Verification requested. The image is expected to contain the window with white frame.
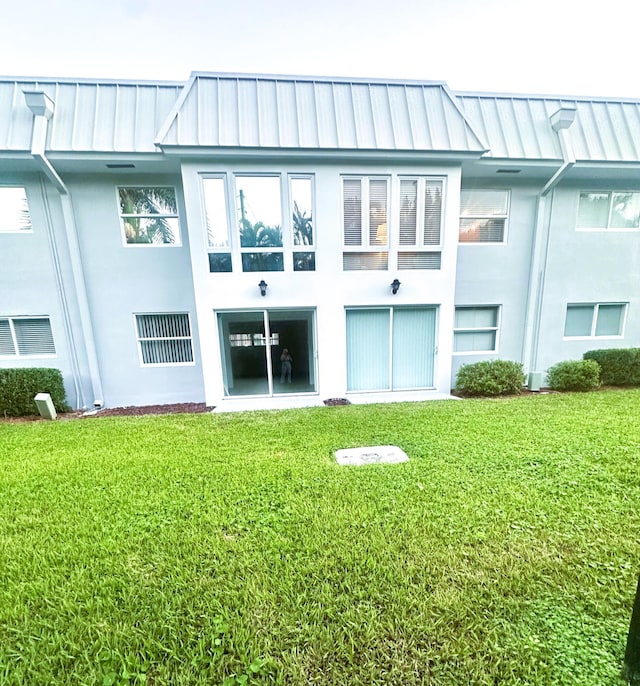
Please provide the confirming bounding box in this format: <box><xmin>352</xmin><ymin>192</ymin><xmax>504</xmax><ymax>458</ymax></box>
<box><xmin>397</xmin><ymin>177</ymin><xmax>443</xmax><ymax>269</ymax></box>
<box><xmin>564</xmin><ymin>303</ymin><xmax>626</xmax><ymax>338</ymax></box>
<box><xmin>577</xmin><ymin>192</ymin><xmax>640</xmax><ymax>230</ymax></box>
<box><xmin>203</xmin><ymin>177</ymin><xmax>232</xmax><ymax>272</ymax></box>
<box><xmin>236</xmin><ymin>175</ymin><xmax>284</xmax><ymax>272</ymax></box>
<box><xmin>135</xmin><ymin>313</ymin><xmax>194</xmax><ymax>365</ymax></box>
<box><xmin>343</xmin><ymin>176</ymin><xmax>389</xmax><ymax>270</ymax></box>
<box><xmin>118</xmin><ymin>187</ymin><xmax>180</xmax><ymax>245</ymax></box>
<box><xmin>290</xmin><ymin>176</ymin><xmax>315</xmax><ymax>271</ymax></box>
<box><xmin>459</xmin><ymin>190</ymin><xmax>509</xmax><ymax>243</ymax></box>
<box><xmin>0</xmin><ymin>187</ymin><xmax>32</xmax><ymax>232</ymax></box>
<box><xmin>454</xmin><ymin>306</ymin><xmax>500</xmax><ymax>353</ymax></box>
<box><xmin>0</xmin><ymin>317</ymin><xmax>55</xmax><ymax>356</ymax></box>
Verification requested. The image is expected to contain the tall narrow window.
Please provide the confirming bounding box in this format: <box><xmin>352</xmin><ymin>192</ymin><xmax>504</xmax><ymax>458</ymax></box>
<box><xmin>398</xmin><ymin>177</ymin><xmax>443</xmax><ymax>269</ymax></box>
<box><xmin>135</xmin><ymin>313</ymin><xmax>194</xmax><ymax>365</ymax></box>
<box><xmin>0</xmin><ymin>187</ymin><xmax>32</xmax><ymax>232</ymax></box>
<box><xmin>290</xmin><ymin>176</ymin><xmax>315</xmax><ymax>271</ymax></box>
<box><xmin>203</xmin><ymin>177</ymin><xmax>232</xmax><ymax>272</ymax></box>
<box><xmin>0</xmin><ymin>317</ymin><xmax>55</xmax><ymax>356</ymax></box>
<box><xmin>342</xmin><ymin>176</ymin><xmax>389</xmax><ymax>270</ymax></box>
<box><xmin>236</xmin><ymin>176</ymin><xmax>284</xmax><ymax>272</ymax></box>
<box><xmin>459</xmin><ymin>190</ymin><xmax>509</xmax><ymax>243</ymax></box>
<box><xmin>118</xmin><ymin>187</ymin><xmax>180</xmax><ymax>245</ymax></box>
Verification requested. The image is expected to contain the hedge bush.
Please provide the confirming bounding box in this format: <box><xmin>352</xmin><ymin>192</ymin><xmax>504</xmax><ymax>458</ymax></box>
<box><xmin>547</xmin><ymin>359</ymin><xmax>601</xmax><ymax>392</ymax></box>
<box><xmin>0</xmin><ymin>368</ymin><xmax>70</xmax><ymax>417</ymax></box>
<box><xmin>583</xmin><ymin>348</ymin><xmax>640</xmax><ymax>386</ymax></box>
<box><xmin>455</xmin><ymin>360</ymin><xmax>526</xmax><ymax>397</ymax></box>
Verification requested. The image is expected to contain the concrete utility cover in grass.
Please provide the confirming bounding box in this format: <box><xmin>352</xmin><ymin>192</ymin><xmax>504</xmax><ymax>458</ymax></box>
<box><xmin>334</xmin><ymin>445</ymin><xmax>409</xmax><ymax>466</ymax></box>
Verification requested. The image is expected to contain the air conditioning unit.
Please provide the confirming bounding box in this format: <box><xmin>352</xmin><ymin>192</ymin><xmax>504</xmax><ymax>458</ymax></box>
<box><xmin>528</xmin><ymin>372</ymin><xmax>544</xmax><ymax>392</ymax></box>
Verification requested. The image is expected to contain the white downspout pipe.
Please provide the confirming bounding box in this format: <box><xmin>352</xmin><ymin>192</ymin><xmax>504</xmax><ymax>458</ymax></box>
<box><xmin>24</xmin><ymin>90</ymin><xmax>104</xmax><ymax>408</ymax></box>
<box><xmin>522</xmin><ymin>106</ymin><xmax>577</xmax><ymax>375</ymax></box>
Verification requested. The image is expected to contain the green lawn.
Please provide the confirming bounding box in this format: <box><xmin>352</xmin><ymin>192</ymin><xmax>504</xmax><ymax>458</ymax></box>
<box><xmin>1</xmin><ymin>391</ymin><xmax>640</xmax><ymax>685</ymax></box>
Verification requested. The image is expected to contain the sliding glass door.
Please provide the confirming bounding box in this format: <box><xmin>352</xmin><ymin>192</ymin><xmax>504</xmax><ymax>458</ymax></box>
<box><xmin>218</xmin><ymin>309</ymin><xmax>316</xmax><ymax>397</ymax></box>
<box><xmin>346</xmin><ymin>307</ymin><xmax>436</xmax><ymax>392</ymax></box>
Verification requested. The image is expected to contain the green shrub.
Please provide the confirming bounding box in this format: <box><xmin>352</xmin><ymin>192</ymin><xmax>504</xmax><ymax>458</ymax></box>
<box><xmin>0</xmin><ymin>368</ymin><xmax>70</xmax><ymax>417</ymax></box>
<box><xmin>547</xmin><ymin>359</ymin><xmax>601</xmax><ymax>392</ymax></box>
<box><xmin>455</xmin><ymin>360</ymin><xmax>526</xmax><ymax>397</ymax></box>
<box><xmin>583</xmin><ymin>348</ymin><xmax>640</xmax><ymax>386</ymax></box>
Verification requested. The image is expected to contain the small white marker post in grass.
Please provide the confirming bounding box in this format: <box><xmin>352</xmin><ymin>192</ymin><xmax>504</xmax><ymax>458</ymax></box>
<box><xmin>34</xmin><ymin>393</ymin><xmax>57</xmax><ymax>420</ymax></box>
<box><xmin>334</xmin><ymin>445</ymin><xmax>408</xmax><ymax>466</ymax></box>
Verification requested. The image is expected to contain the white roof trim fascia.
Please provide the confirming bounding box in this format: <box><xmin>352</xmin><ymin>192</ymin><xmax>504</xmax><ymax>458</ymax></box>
<box><xmin>0</xmin><ymin>75</ymin><xmax>185</xmax><ymax>87</ymax></box>
<box><xmin>455</xmin><ymin>89</ymin><xmax>640</xmax><ymax>104</ymax></box>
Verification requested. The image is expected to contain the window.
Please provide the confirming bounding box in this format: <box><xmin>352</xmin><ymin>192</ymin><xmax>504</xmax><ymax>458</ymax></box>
<box><xmin>0</xmin><ymin>317</ymin><xmax>55</xmax><ymax>356</ymax></box>
<box><xmin>203</xmin><ymin>177</ymin><xmax>232</xmax><ymax>272</ymax></box>
<box><xmin>577</xmin><ymin>192</ymin><xmax>640</xmax><ymax>230</ymax></box>
<box><xmin>459</xmin><ymin>190</ymin><xmax>509</xmax><ymax>243</ymax></box>
<box><xmin>343</xmin><ymin>176</ymin><xmax>389</xmax><ymax>270</ymax></box>
<box><xmin>398</xmin><ymin>177</ymin><xmax>443</xmax><ymax>269</ymax></box>
<box><xmin>454</xmin><ymin>307</ymin><xmax>500</xmax><ymax>353</ymax></box>
<box><xmin>290</xmin><ymin>176</ymin><xmax>315</xmax><ymax>271</ymax></box>
<box><xmin>346</xmin><ymin>307</ymin><xmax>436</xmax><ymax>391</ymax></box>
<box><xmin>118</xmin><ymin>187</ymin><xmax>180</xmax><ymax>245</ymax></box>
<box><xmin>564</xmin><ymin>303</ymin><xmax>626</xmax><ymax>338</ymax></box>
<box><xmin>135</xmin><ymin>314</ymin><xmax>194</xmax><ymax>365</ymax></box>
<box><xmin>0</xmin><ymin>187</ymin><xmax>32</xmax><ymax>232</ymax></box>
<box><xmin>236</xmin><ymin>176</ymin><xmax>284</xmax><ymax>272</ymax></box>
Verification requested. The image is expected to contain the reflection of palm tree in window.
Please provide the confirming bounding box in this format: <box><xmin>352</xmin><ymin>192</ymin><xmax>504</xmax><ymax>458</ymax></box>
<box><xmin>292</xmin><ymin>201</ymin><xmax>313</xmax><ymax>245</ymax></box>
<box><xmin>119</xmin><ymin>187</ymin><xmax>177</xmax><ymax>244</ymax></box>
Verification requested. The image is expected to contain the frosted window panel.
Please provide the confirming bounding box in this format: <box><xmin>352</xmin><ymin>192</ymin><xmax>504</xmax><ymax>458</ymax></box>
<box><xmin>595</xmin><ymin>305</ymin><xmax>624</xmax><ymax>336</ymax></box>
<box><xmin>577</xmin><ymin>193</ymin><xmax>609</xmax><ymax>228</ymax></box>
<box><xmin>564</xmin><ymin>306</ymin><xmax>594</xmax><ymax>336</ymax></box>
<box><xmin>610</xmin><ymin>193</ymin><xmax>640</xmax><ymax>229</ymax></box>
<box><xmin>454</xmin><ymin>331</ymin><xmax>496</xmax><ymax>353</ymax></box>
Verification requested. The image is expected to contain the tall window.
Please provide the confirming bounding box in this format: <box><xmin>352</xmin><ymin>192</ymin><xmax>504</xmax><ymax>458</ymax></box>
<box><xmin>135</xmin><ymin>313</ymin><xmax>194</xmax><ymax>365</ymax></box>
<box><xmin>454</xmin><ymin>307</ymin><xmax>500</xmax><ymax>353</ymax></box>
<box><xmin>459</xmin><ymin>190</ymin><xmax>509</xmax><ymax>243</ymax></box>
<box><xmin>577</xmin><ymin>192</ymin><xmax>640</xmax><ymax>230</ymax></box>
<box><xmin>0</xmin><ymin>187</ymin><xmax>32</xmax><ymax>233</ymax></box>
<box><xmin>236</xmin><ymin>176</ymin><xmax>284</xmax><ymax>272</ymax></box>
<box><xmin>118</xmin><ymin>187</ymin><xmax>180</xmax><ymax>245</ymax></box>
<box><xmin>0</xmin><ymin>317</ymin><xmax>55</xmax><ymax>356</ymax></box>
<box><xmin>564</xmin><ymin>303</ymin><xmax>626</xmax><ymax>338</ymax></box>
<box><xmin>398</xmin><ymin>177</ymin><xmax>443</xmax><ymax>269</ymax></box>
<box><xmin>346</xmin><ymin>307</ymin><xmax>436</xmax><ymax>391</ymax></box>
<box><xmin>343</xmin><ymin>176</ymin><xmax>389</xmax><ymax>270</ymax></box>
<box><xmin>203</xmin><ymin>177</ymin><xmax>232</xmax><ymax>272</ymax></box>
<box><xmin>290</xmin><ymin>176</ymin><xmax>315</xmax><ymax>271</ymax></box>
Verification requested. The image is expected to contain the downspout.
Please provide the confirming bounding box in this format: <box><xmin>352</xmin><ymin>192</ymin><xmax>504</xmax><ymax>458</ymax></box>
<box><xmin>522</xmin><ymin>106</ymin><xmax>577</xmax><ymax>374</ymax></box>
<box><xmin>23</xmin><ymin>90</ymin><xmax>104</xmax><ymax>408</ymax></box>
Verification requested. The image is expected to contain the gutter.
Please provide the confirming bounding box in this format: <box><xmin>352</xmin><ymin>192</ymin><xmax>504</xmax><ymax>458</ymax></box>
<box><xmin>23</xmin><ymin>90</ymin><xmax>104</xmax><ymax>409</ymax></box>
<box><xmin>521</xmin><ymin>106</ymin><xmax>577</xmax><ymax>375</ymax></box>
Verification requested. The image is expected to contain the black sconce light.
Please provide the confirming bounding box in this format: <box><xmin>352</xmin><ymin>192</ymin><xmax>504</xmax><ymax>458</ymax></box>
<box><xmin>258</xmin><ymin>280</ymin><xmax>268</xmax><ymax>296</ymax></box>
<box><xmin>391</xmin><ymin>278</ymin><xmax>401</xmax><ymax>295</ymax></box>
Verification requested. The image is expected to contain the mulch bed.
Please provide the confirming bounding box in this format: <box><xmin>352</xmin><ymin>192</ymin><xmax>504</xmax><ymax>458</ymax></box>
<box><xmin>1</xmin><ymin>403</ymin><xmax>211</xmax><ymax>423</ymax></box>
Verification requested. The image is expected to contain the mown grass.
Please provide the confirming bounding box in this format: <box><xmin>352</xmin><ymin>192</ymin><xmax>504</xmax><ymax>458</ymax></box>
<box><xmin>1</xmin><ymin>390</ymin><xmax>640</xmax><ymax>685</ymax></box>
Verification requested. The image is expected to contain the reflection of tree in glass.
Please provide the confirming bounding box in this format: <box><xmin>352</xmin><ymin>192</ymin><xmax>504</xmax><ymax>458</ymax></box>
<box><xmin>239</xmin><ymin>218</ymin><xmax>282</xmax><ymax>248</ymax></box>
<box><xmin>292</xmin><ymin>201</ymin><xmax>313</xmax><ymax>245</ymax></box>
<box><xmin>18</xmin><ymin>197</ymin><xmax>32</xmax><ymax>231</ymax></box>
<box><xmin>119</xmin><ymin>187</ymin><xmax>177</xmax><ymax>244</ymax></box>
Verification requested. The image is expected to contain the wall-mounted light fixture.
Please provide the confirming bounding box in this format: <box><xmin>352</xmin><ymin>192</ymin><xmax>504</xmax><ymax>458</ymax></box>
<box><xmin>391</xmin><ymin>278</ymin><xmax>401</xmax><ymax>295</ymax></box>
<box><xmin>258</xmin><ymin>280</ymin><xmax>268</xmax><ymax>296</ymax></box>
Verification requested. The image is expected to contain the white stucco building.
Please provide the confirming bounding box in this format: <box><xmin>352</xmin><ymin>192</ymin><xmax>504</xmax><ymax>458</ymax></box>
<box><xmin>2</xmin><ymin>72</ymin><xmax>639</xmax><ymax>410</ymax></box>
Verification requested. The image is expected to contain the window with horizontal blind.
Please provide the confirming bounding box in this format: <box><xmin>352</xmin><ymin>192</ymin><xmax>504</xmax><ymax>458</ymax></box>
<box><xmin>564</xmin><ymin>303</ymin><xmax>626</xmax><ymax>337</ymax></box>
<box><xmin>118</xmin><ymin>187</ymin><xmax>180</xmax><ymax>245</ymax></box>
<box><xmin>135</xmin><ymin>313</ymin><xmax>194</xmax><ymax>365</ymax></box>
<box><xmin>0</xmin><ymin>187</ymin><xmax>32</xmax><ymax>232</ymax></box>
<box><xmin>459</xmin><ymin>190</ymin><xmax>509</xmax><ymax>243</ymax></box>
<box><xmin>453</xmin><ymin>306</ymin><xmax>500</xmax><ymax>353</ymax></box>
<box><xmin>397</xmin><ymin>177</ymin><xmax>443</xmax><ymax>269</ymax></box>
<box><xmin>343</xmin><ymin>176</ymin><xmax>389</xmax><ymax>270</ymax></box>
<box><xmin>0</xmin><ymin>317</ymin><xmax>55</xmax><ymax>356</ymax></box>
<box><xmin>577</xmin><ymin>192</ymin><xmax>640</xmax><ymax>230</ymax></box>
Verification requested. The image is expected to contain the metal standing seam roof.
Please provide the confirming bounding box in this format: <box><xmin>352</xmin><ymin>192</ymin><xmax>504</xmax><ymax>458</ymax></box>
<box><xmin>0</xmin><ymin>78</ymin><xmax>182</xmax><ymax>153</ymax></box>
<box><xmin>154</xmin><ymin>72</ymin><xmax>488</xmax><ymax>153</ymax></box>
<box><xmin>457</xmin><ymin>93</ymin><xmax>640</xmax><ymax>162</ymax></box>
